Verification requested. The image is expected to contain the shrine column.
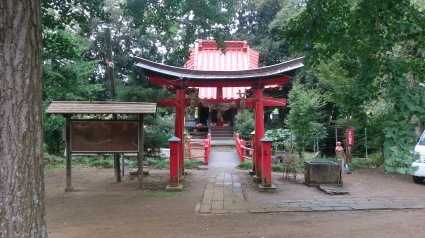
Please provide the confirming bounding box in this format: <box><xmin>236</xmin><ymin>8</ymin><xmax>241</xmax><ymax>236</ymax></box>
<box><xmin>253</xmin><ymin>88</ymin><xmax>265</xmax><ymax>180</ymax></box>
<box><xmin>175</xmin><ymin>88</ymin><xmax>186</xmax><ymax>176</ymax></box>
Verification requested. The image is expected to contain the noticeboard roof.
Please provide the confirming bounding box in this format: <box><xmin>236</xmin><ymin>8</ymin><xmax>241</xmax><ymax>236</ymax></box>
<box><xmin>45</xmin><ymin>101</ymin><xmax>157</xmax><ymax>115</ymax></box>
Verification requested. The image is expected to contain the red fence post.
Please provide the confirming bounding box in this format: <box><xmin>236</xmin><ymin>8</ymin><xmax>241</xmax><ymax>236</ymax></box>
<box><xmin>240</xmin><ymin>139</ymin><xmax>245</xmax><ymax>163</ymax></box>
<box><xmin>166</xmin><ymin>136</ymin><xmax>183</xmax><ymax>191</ymax></box>
<box><xmin>259</xmin><ymin>137</ymin><xmax>276</xmax><ymax>191</ymax></box>
<box><xmin>235</xmin><ymin>133</ymin><xmax>240</xmax><ymax>157</ymax></box>
<box><xmin>204</xmin><ymin>138</ymin><xmax>209</xmax><ymax>165</ymax></box>
<box><xmin>250</xmin><ymin>131</ymin><xmax>256</xmax><ymax>175</ymax></box>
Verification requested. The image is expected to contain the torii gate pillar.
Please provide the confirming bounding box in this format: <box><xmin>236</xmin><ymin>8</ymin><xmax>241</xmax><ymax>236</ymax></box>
<box><xmin>175</xmin><ymin>88</ymin><xmax>186</xmax><ymax>176</ymax></box>
<box><xmin>253</xmin><ymin>88</ymin><xmax>265</xmax><ymax>180</ymax></box>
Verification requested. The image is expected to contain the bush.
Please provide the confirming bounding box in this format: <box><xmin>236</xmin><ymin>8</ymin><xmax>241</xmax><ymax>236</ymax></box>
<box><xmin>89</xmin><ymin>160</ymin><xmax>114</xmax><ymax>168</ymax></box>
<box><xmin>235</xmin><ymin>111</ymin><xmax>255</xmax><ymax>140</ymax></box>
<box><xmin>265</xmin><ymin>128</ymin><xmax>294</xmax><ymax>151</ymax></box>
<box><xmin>349</xmin><ymin>154</ymin><xmax>384</xmax><ymax>170</ymax></box>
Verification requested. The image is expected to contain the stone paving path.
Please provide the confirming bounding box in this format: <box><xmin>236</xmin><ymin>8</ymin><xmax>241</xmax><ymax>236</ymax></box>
<box><xmin>199</xmin><ymin>151</ymin><xmax>425</xmax><ymax>214</ymax></box>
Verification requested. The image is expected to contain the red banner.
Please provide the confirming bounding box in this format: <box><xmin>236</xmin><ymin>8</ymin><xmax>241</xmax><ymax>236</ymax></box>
<box><xmin>346</xmin><ymin>129</ymin><xmax>355</xmax><ymax>146</ymax></box>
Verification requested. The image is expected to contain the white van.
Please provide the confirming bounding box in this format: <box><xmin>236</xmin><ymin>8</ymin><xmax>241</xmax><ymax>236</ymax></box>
<box><xmin>412</xmin><ymin>132</ymin><xmax>425</xmax><ymax>183</ymax></box>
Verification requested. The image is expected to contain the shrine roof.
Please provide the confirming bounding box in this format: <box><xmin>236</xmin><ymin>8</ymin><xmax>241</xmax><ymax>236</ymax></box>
<box><xmin>45</xmin><ymin>101</ymin><xmax>157</xmax><ymax>115</ymax></box>
<box><xmin>134</xmin><ymin>56</ymin><xmax>304</xmax><ymax>87</ymax></box>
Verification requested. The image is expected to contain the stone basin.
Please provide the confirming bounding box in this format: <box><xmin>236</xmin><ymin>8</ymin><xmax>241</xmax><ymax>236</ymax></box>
<box><xmin>304</xmin><ymin>161</ymin><xmax>341</xmax><ymax>186</ymax></box>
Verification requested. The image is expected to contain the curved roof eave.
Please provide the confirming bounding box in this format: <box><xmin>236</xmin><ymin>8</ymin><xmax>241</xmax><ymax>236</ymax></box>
<box><xmin>134</xmin><ymin>56</ymin><xmax>304</xmax><ymax>84</ymax></box>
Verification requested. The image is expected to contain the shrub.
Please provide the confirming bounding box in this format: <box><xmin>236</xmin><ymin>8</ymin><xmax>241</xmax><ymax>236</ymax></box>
<box><xmin>235</xmin><ymin>111</ymin><xmax>255</xmax><ymax>140</ymax></box>
<box><xmin>265</xmin><ymin>128</ymin><xmax>294</xmax><ymax>151</ymax></box>
<box><xmin>89</xmin><ymin>160</ymin><xmax>114</xmax><ymax>168</ymax></box>
<box><xmin>349</xmin><ymin>154</ymin><xmax>384</xmax><ymax>170</ymax></box>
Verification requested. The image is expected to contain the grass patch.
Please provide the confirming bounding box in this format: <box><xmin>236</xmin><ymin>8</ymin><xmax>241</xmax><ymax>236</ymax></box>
<box><xmin>44</xmin><ymin>153</ymin><xmax>66</xmax><ymax>169</ymax></box>
<box><xmin>147</xmin><ymin>158</ymin><xmax>169</xmax><ymax>169</ymax></box>
<box><xmin>145</xmin><ymin>191</ymin><xmax>182</xmax><ymax>198</ymax></box>
<box><xmin>89</xmin><ymin>160</ymin><xmax>114</xmax><ymax>168</ymax></box>
<box><xmin>236</xmin><ymin>161</ymin><xmax>253</xmax><ymax>170</ymax></box>
<box><xmin>272</xmin><ymin>164</ymin><xmax>283</xmax><ymax>172</ymax></box>
<box><xmin>237</xmin><ymin>161</ymin><xmax>285</xmax><ymax>172</ymax></box>
<box><xmin>184</xmin><ymin>159</ymin><xmax>205</xmax><ymax>169</ymax></box>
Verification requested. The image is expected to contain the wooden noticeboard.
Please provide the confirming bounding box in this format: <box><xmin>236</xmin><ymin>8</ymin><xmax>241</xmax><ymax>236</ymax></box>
<box><xmin>70</xmin><ymin>120</ymin><xmax>139</xmax><ymax>153</ymax></box>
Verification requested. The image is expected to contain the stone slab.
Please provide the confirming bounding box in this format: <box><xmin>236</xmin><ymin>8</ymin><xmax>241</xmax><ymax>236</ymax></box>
<box><xmin>165</xmin><ymin>184</ymin><xmax>183</xmax><ymax>192</ymax></box>
<box><xmin>259</xmin><ymin>184</ymin><xmax>277</xmax><ymax>192</ymax></box>
<box><xmin>318</xmin><ymin>185</ymin><xmax>349</xmax><ymax>195</ymax></box>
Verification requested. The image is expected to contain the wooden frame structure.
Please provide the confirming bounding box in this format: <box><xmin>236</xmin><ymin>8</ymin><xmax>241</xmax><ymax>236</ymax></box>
<box><xmin>45</xmin><ymin>101</ymin><xmax>157</xmax><ymax>191</ymax></box>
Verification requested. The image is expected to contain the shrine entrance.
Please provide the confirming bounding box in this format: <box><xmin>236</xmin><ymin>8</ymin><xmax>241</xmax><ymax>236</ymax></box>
<box><xmin>135</xmin><ymin>40</ymin><xmax>304</xmax><ymax>191</ymax></box>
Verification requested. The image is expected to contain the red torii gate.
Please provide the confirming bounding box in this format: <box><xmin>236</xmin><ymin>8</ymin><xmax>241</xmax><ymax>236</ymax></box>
<box><xmin>135</xmin><ymin>40</ymin><xmax>304</xmax><ymax>191</ymax></box>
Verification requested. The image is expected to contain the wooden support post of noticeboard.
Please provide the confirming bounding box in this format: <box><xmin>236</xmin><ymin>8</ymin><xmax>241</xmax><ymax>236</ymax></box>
<box><xmin>65</xmin><ymin>115</ymin><xmax>73</xmax><ymax>192</ymax></box>
<box><xmin>138</xmin><ymin>114</ymin><xmax>145</xmax><ymax>188</ymax></box>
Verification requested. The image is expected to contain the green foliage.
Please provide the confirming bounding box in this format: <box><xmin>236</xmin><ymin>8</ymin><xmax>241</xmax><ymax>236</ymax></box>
<box><xmin>271</xmin><ymin>164</ymin><xmax>284</xmax><ymax>172</ymax></box>
<box><xmin>286</xmin><ymin>83</ymin><xmax>327</xmax><ymax>157</ymax></box>
<box><xmin>280</xmin><ymin>0</ymin><xmax>425</xmax><ymax>173</ymax></box>
<box><xmin>236</xmin><ymin>161</ymin><xmax>253</xmax><ymax>170</ymax></box>
<box><xmin>145</xmin><ymin>191</ymin><xmax>182</xmax><ymax>198</ymax></box>
<box><xmin>229</xmin><ymin>0</ymin><xmax>293</xmax><ymax>66</ymax></box>
<box><xmin>144</xmin><ymin>114</ymin><xmax>175</xmax><ymax>150</ymax></box>
<box><xmin>42</xmin><ymin>0</ymin><xmax>109</xmax><ymax>33</ymax></box>
<box><xmin>147</xmin><ymin>158</ymin><xmax>170</xmax><ymax>169</ymax></box>
<box><xmin>89</xmin><ymin>160</ymin><xmax>114</xmax><ymax>168</ymax></box>
<box><xmin>43</xmin><ymin>152</ymin><xmax>66</xmax><ymax>169</ymax></box>
<box><xmin>42</xmin><ymin>29</ymin><xmax>103</xmax><ymax>155</ymax></box>
<box><xmin>265</xmin><ymin>128</ymin><xmax>294</xmax><ymax>151</ymax></box>
<box><xmin>235</xmin><ymin>111</ymin><xmax>255</xmax><ymax>140</ymax></box>
<box><xmin>349</xmin><ymin>154</ymin><xmax>384</xmax><ymax>170</ymax></box>
<box><xmin>236</xmin><ymin>160</ymin><xmax>285</xmax><ymax>172</ymax></box>
<box><xmin>124</xmin><ymin>0</ymin><xmax>236</xmax><ymax>62</ymax></box>
<box><xmin>117</xmin><ymin>86</ymin><xmax>172</xmax><ymax>103</ymax></box>
<box><xmin>184</xmin><ymin>159</ymin><xmax>205</xmax><ymax>169</ymax></box>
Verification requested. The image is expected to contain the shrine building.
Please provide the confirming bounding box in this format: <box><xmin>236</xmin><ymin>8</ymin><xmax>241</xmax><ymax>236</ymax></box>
<box><xmin>135</xmin><ymin>40</ymin><xmax>304</xmax><ymax>190</ymax></box>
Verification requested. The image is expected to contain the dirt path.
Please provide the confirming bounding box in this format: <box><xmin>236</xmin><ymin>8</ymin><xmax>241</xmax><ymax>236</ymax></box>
<box><xmin>45</xmin><ymin>160</ymin><xmax>425</xmax><ymax>238</ymax></box>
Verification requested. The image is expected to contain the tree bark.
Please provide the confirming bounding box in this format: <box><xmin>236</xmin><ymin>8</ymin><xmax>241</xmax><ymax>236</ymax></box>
<box><xmin>0</xmin><ymin>1</ymin><xmax>47</xmax><ymax>237</ymax></box>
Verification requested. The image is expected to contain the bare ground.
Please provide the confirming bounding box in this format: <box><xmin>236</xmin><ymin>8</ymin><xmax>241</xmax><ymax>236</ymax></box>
<box><xmin>45</xmin><ymin>165</ymin><xmax>425</xmax><ymax>238</ymax></box>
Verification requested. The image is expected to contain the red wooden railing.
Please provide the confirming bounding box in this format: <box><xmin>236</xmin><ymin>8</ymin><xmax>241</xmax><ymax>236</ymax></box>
<box><xmin>185</xmin><ymin>133</ymin><xmax>211</xmax><ymax>165</ymax></box>
<box><xmin>235</xmin><ymin>133</ymin><xmax>254</xmax><ymax>163</ymax></box>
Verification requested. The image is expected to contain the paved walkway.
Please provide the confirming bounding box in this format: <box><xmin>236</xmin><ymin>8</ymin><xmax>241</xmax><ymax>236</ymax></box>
<box><xmin>199</xmin><ymin>151</ymin><xmax>425</xmax><ymax>214</ymax></box>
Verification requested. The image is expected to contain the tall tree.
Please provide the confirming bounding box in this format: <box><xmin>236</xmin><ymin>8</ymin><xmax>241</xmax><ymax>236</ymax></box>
<box><xmin>124</xmin><ymin>0</ymin><xmax>236</xmax><ymax>64</ymax></box>
<box><xmin>0</xmin><ymin>0</ymin><xmax>47</xmax><ymax>237</ymax></box>
<box><xmin>286</xmin><ymin>83</ymin><xmax>327</xmax><ymax>157</ymax></box>
<box><xmin>280</xmin><ymin>0</ymin><xmax>425</xmax><ymax>172</ymax></box>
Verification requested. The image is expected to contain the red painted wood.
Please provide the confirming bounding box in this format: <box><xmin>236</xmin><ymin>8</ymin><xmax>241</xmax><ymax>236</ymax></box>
<box><xmin>254</xmin><ymin>89</ymin><xmax>264</xmax><ymax>178</ymax></box>
<box><xmin>169</xmin><ymin>139</ymin><xmax>180</xmax><ymax>187</ymax></box>
<box><xmin>157</xmin><ymin>97</ymin><xmax>286</xmax><ymax>107</ymax></box>
<box><xmin>261</xmin><ymin>140</ymin><xmax>273</xmax><ymax>187</ymax></box>
<box><xmin>175</xmin><ymin>89</ymin><xmax>185</xmax><ymax>175</ymax></box>
<box><xmin>148</xmin><ymin>75</ymin><xmax>290</xmax><ymax>87</ymax></box>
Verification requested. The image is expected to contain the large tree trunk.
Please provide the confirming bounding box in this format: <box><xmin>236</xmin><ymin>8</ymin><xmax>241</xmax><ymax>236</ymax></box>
<box><xmin>0</xmin><ymin>1</ymin><xmax>47</xmax><ymax>237</ymax></box>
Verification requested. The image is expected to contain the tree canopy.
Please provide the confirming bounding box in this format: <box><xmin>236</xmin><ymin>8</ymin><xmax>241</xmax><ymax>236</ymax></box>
<box><xmin>40</xmin><ymin>0</ymin><xmax>425</xmax><ymax>173</ymax></box>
